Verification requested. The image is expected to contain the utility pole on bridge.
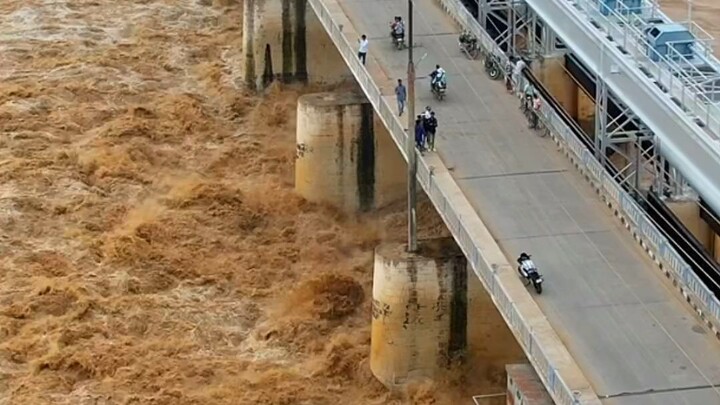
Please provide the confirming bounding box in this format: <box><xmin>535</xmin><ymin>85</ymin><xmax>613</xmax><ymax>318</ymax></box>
<box><xmin>406</xmin><ymin>0</ymin><xmax>418</xmax><ymax>253</ymax></box>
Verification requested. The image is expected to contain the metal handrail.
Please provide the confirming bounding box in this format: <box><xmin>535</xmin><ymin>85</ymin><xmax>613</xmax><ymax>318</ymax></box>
<box><xmin>571</xmin><ymin>0</ymin><xmax>720</xmax><ymax>141</ymax></box>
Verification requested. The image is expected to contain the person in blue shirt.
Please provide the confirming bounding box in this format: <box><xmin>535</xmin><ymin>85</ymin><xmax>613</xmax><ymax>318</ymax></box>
<box><xmin>414</xmin><ymin>115</ymin><xmax>426</xmax><ymax>151</ymax></box>
<box><xmin>395</xmin><ymin>79</ymin><xmax>407</xmax><ymax>116</ymax></box>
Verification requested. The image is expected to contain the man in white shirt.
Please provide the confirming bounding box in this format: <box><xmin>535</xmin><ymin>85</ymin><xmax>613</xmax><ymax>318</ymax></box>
<box><xmin>358</xmin><ymin>34</ymin><xmax>369</xmax><ymax>65</ymax></box>
<box><xmin>423</xmin><ymin>106</ymin><xmax>432</xmax><ymax>120</ymax></box>
<box><xmin>429</xmin><ymin>65</ymin><xmax>446</xmax><ymax>91</ymax></box>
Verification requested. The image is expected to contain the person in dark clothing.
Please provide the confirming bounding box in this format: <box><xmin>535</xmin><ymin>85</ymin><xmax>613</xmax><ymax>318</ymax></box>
<box><xmin>414</xmin><ymin>115</ymin><xmax>426</xmax><ymax>151</ymax></box>
<box><xmin>424</xmin><ymin>111</ymin><xmax>438</xmax><ymax>151</ymax></box>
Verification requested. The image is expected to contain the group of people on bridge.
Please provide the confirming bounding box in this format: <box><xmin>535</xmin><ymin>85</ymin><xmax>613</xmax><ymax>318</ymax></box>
<box><xmin>394</xmin><ymin>79</ymin><xmax>440</xmax><ymax>153</ymax></box>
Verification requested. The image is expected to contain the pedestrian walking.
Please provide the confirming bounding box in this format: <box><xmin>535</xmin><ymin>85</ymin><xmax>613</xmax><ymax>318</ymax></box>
<box><xmin>414</xmin><ymin>115</ymin><xmax>426</xmax><ymax>151</ymax></box>
<box><xmin>358</xmin><ymin>34</ymin><xmax>369</xmax><ymax>65</ymax></box>
<box><xmin>521</xmin><ymin>82</ymin><xmax>535</xmax><ymax>111</ymax></box>
<box><xmin>504</xmin><ymin>57</ymin><xmax>515</xmax><ymax>93</ymax></box>
<box><xmin>425</xmin><ymin>111</ymin><xmax>438</xmax><ymax>151</ymax></box>
<box><xmin>420</xmin><ymin>106</ymin><xmax>432</xmax><ymax>150</ymax></box>
<box><xmin>395</xmin><ymin>79</ymin><xmax>407</xmax><ymax>116</ymax></box>
<box><xmin>513</xmin><ymin>58</ymin><xmax>527</xmax><ymax>97</ymax></box>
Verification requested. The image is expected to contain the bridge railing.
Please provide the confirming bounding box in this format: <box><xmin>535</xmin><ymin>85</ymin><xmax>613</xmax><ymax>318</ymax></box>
<box><xmin>306</xmin><ymin>0</ymin><xmax>599</xmax><ymax>403</ymax></box>
<box><xmin>437</xmin><ymin>0</ymin><xmax>720</xmax><ymax>340</ymax></box>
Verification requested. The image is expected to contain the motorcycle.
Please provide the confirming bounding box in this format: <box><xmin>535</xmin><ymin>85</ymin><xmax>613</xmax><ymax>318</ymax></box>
<box><xmin>391</xmin><ymin>33</ymin><xmax>405</xmax><ymax>50</ymax></box>
<box><xmin>458</xmin><ymin>31</ymin><xmax>479</xmax><ymax>59</ymax></box>
<box><xmin>484</xmin><ymin>53</ymin><xmax>502</xmax><ymax>80</ymax></box>
<box><xmin>431</xmin><ymin>81</ymin><xmax>446</xmax><ymax>101</ymax></box>
<box><xmin>517</xmin><ymin>255</ymin><xmax>544</xmax><ymax>294</ymax></box>
<box><xmin>390</xmin><ymin>20</ymin><xmax>405</xmax><ymax>50</ymax></box>
<box><xmin>527</xmin><ymin>271</ymin><xmax>544</xmax><ymax>294</ymax></box>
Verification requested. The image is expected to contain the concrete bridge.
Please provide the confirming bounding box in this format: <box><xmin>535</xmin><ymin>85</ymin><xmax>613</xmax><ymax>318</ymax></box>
<box><xmin>241</xmin><ymin>0</ymin><xmax>720</xmax><ymax>403</ymax></box>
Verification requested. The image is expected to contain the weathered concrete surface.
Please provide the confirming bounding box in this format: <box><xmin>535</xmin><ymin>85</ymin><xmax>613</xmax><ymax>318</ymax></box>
<box><xmin>295</xmin><ymin>91</ymin><xmax>405</xmax><ymax>212</ymax></box>
<box><xmin>242</xmin><ymin>0</ymin><xmax>352</xmax><ymax>89</ymax></box>
<box><xmin>370</xmin><ymin>239</ymin><xmax>466</xmax><ymax>387</ymax></box>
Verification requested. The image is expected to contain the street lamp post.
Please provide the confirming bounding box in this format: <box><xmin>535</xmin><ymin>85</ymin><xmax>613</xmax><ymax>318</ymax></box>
<box><xmin>407</xmin><ymin>0</ymin><xmax>418</xmax><ymax>253</ymax></box>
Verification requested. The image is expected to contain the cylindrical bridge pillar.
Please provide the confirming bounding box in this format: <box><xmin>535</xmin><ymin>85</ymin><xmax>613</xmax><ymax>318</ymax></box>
<box><xmin>241</xmin><ymin>0</ymin><xmax>351</xmax><ymax>90</ymax></box>
<box><xmin>370</xmin><ymin>238</ymin><xmax>467</xmax><ymax>388</ymax></box>
<box><xmin>294</xmin><ymin>91</ymin><xmax>405</xmax><ymax>213</ymax></box>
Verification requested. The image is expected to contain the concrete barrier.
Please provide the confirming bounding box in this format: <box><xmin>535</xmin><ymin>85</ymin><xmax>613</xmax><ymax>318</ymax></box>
<box><xmin>305</xmin><ymin>0</ymin><xmax>601</xmax><ymax>403</ymax></box>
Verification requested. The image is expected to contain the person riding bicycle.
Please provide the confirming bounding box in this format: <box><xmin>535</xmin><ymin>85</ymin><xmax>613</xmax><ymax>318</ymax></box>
<box><xmin>517</xmin><ymin>252</ymin><xmax>538</xmax><ymax>279</ymax></box>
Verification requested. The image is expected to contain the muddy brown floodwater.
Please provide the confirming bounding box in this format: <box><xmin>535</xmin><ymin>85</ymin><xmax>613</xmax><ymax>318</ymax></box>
<box><xmin>0</xmin><ymin>0</ymin><xmax>717</xmax><ymax>404</ymax></box>
<box><xmin>0</xmin><ymin>0</ymin><xmax>467</xmax><ymax>404</ymax></box>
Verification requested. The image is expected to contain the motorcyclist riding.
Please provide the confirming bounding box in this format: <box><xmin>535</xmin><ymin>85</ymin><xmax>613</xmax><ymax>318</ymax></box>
<box><xmin>517</xmin><ymin>252</ymin><xmax>544</xmax><ymax>293</ymax></box>
<box><xmin>517</xmin><ymin>252</ymin><xmax>538</xmax><ymax>279</ymax></box>
<box><xmin>430</xmin><ymin>64</ymin><xmax>447</xmax><ymax>92</ymax></box>
<box><xmin>390</xmin><ymin>16</ymin><xmax>405</xmax><ymax>41</ymax></box>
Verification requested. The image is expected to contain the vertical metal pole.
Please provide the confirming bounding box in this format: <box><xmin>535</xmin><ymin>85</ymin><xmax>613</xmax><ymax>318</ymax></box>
<box><xmin>595</xmin><ymin>44</ymin><xmax>607</xmax><ymax>166</ymax></box>
<box><xmin>633</xmin><ymin>138</ymin><xmax>641</xmax><ymax>196</ymax></box>
<box><xmin>407</xmin><ymin>0</ymin><xmax>418</xmax><ymax>253</ymax></box>
<box><xmin>654</xmin><ymin>139</ymin><xmax>663</xmax><ymax>193</ymax></box>
<box><xmin>507</xmin><ymin>3</ymin><xmax>514</xmax><ymax>54</ymax></box>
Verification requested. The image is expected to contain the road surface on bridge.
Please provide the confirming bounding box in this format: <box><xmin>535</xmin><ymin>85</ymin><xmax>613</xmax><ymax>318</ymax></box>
<box><xmin>334</xmin><ymin>0</ymin><xmax>720</xmax><ymax>403</ymax></box>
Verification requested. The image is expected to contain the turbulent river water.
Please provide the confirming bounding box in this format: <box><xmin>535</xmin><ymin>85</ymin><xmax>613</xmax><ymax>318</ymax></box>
<box><xmin>0</xmin><ymin>0</ymin><xmax>714</xmax><ymax>404</ymax></box>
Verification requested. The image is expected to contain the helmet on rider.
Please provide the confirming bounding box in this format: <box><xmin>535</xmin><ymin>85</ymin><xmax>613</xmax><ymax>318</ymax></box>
<box><xmin>519</xmin><ymin>252</ymin><xmax>530</xmax><ymax>260</ymax></box>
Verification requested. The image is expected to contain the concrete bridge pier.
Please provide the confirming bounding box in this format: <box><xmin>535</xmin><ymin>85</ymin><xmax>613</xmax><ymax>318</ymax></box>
<box><xmin>294</xmin><ymin>92</ymin><xmax>406</xmax><ymax>213</ymax></box>
<box><xmin>242</xmin><ymin>0</ymin><xmax>351</xmax><ymax>90</ymax></box>
<box><xmin>370</xmin><ymin>238</ymin><xmax>525</xmax><ymax>390</ymax></box>
<box><xmin>370</xmin><ymin>239</ymin><xmax>467</xmax><ymax>387</ymax></box>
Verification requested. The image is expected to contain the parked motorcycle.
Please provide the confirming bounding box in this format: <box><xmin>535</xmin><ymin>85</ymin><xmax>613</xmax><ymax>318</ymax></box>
<box><xmin>517</xmin><ymin>253</ymin><xmax>544</xmax><ymax>294</ymax></box>
<box><xmin>458</xmin><ymin>31</ymin><xmax>480</xmax><ymax>59</ymax></box>
<box><xmin>484</xmin><ymin>53</ymin><xmax>502</xmax><ymax>80</ymax></box>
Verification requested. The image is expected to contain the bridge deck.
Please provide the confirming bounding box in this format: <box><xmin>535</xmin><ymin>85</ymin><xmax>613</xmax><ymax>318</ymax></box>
<box><xmin>336</xmin><ymin>0</ymin><xmax>720</xmax><ymax>403</ymax></box>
